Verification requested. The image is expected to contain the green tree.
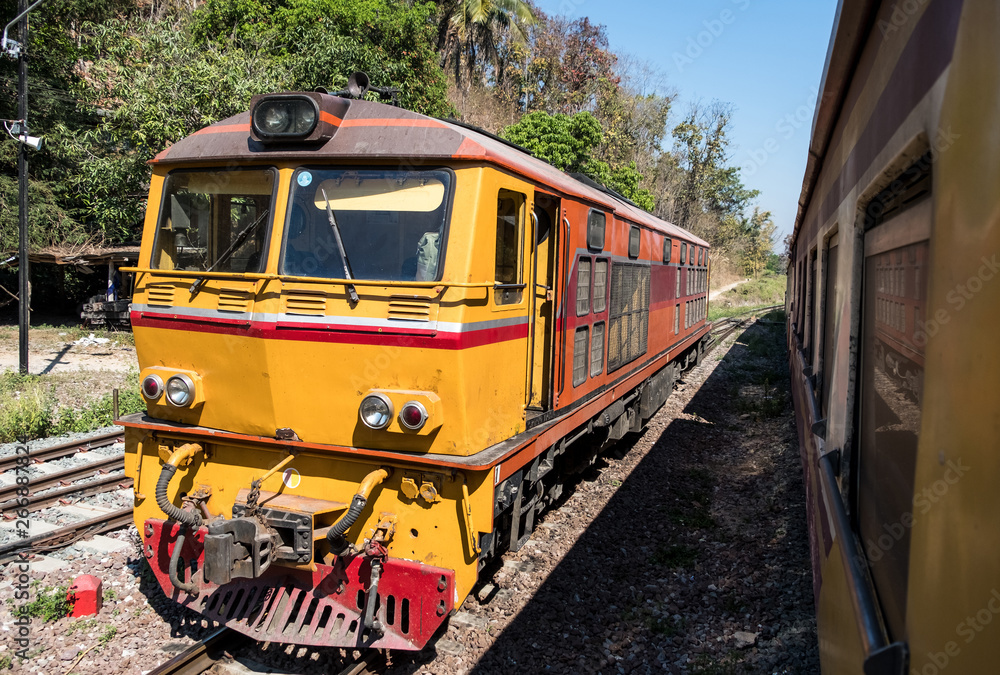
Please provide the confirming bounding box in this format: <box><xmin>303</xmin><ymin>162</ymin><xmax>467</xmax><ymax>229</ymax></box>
<box><xmin>501</xmin><ymin>111</ymin><xmax>655</xmax><ymax>210</ymax></box>
<box><xmin>435</xmin><ymin>0</ymin><xmax>537</xmax><ymax>85</ymax></box>
<box><xmin>670</xmin><ymin>102</ymin><xmax>758</xmax><ymax>229</ymax></box>
<box><xmin>501</xmin><ymin>110</ymin><xmax>602</xmax><ymax>172</ymax></box>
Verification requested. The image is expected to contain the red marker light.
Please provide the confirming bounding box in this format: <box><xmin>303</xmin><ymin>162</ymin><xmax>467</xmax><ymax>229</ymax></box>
<box><xmin>399</xmin><ymin>402</ymin><xmax>428</xmax><ymax>430</ymax></box>
<box><xmin>142</xmin><ymin>375</ymin><xmax>163</xmax><ymax>400</ymax></box>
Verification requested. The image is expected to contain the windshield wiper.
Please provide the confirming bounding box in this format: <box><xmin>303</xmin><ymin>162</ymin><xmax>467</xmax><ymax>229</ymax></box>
<box><xmin>189</xmin><ymin>209</ymin><xmax>269</xmax><ymax>297</ymax></box>
<box><xmin>321</xmin><ymin>188</ymin><xmax>360</xmax><ymax>306</ymax></box>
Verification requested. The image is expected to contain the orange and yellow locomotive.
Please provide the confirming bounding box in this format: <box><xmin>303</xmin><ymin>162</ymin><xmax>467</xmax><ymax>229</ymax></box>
<box><xmin>121</xmin><ymin>83</ymin><xmax>710</xmax><ymax>650</ymax></box>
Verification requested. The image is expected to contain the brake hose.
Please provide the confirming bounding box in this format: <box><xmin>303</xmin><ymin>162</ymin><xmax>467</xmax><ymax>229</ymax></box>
<box><xmin>154</xmin><ymin>443</ymin><xmax>204</xmax><ymax>528</ymax></box>
<box><xmin>326</xmin><ymin>468</ymin><xmax>390</xmax><ymax>555</ymax></box>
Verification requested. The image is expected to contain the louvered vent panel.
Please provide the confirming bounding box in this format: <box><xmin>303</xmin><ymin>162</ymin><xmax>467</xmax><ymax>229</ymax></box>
<box><xmin>146</xmin><ymin>285</ymin><xmax>175</xmax><ymax>307</ymax></box>
<box><xmin>387</xmin><ymin>296</ymin><xmax>433</xmax><ymax>322</ymax></box>
<box><xmin>218</xmin><ymin>288</ymin><xmax>252</xmax><ymax>313</ymax></box>
<box><xmin>284</xmin><ymin>292</ymin><xmax>327</xmax><ymax>316</ymax></box>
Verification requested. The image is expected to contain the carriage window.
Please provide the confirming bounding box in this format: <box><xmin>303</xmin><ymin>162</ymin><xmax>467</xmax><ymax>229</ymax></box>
<box><xmin>593</xmin><ymin>259</ymin><xmax>608</xmax><ymax>313</ymax></box>
<box><xmin>806</xmin><ymin>249</ymin><xmax>817</xmax><ymax>362</ymax></box>
<box><xmin>590</xmin><ymin>322</ymin><xmax>605</xmax><ymax>376</ymax></box>
<box><xmin>856</xmin><ymin>191</ymin><xmax>931</xmax><ymax>642</ymax></box>
<box><xmin>576</xmin><ymin>258</ymin><xmax>592</xmax><ymax>316</ymax></box>
<box><xmin>628</xmin><ymin>226</ymin><xmax>641</xmax><ymax>258</ymax></box>
<box><xmin>573</xmin><ymin>327</ymin><xmax>589</xmax><ymax>386</ymax></box>
<box><xmin>153</xmin><ymin>168</ymin><xmax>276</xmax><ymax>273</ymax></box>
<box><xmin>822</xmin><ymin>234</ymin><xmax>839</xmax><ymax>412</ymax></box>
<box><xmin>689</xmin><ymin>245</ymin><xmax>695</xmax><ymax>265</ymax></box>
<box><xmin>675</xmin><ymin>304</ymin><xmax>680</xmax><ymax>335</ymax></box>
<box><xmin>494</xmin><ymin>190</ymin><xmax>525</xmax><ymax>304</ymax></box>
<box><xmin>680</xmin><ymin>243</ymin><xmax>687</xmax><ymax>268</ymax></box>
<box><xmin>587</xmin><ymin>210</ymin><xmax>606</xmax><ymax>251</ymax></box>
<box><xmin>675</xmin><ymin>267</ymin><xmax>681</xmax><ymax>299</ymax></box>
<box><xmin>663</xmin><ymin>238</ymin><xmax>672</xmax><ymax>263</ymax></box>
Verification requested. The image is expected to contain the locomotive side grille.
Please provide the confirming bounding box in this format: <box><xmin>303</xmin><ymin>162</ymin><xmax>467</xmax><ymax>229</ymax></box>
<box><xmin>387</xmin><ymin>295</ymin><xmax>435</xmax><ymax>322</ymax></box>
<box><xmin>218</xmin><ymin>287</ymin><xmax>252</xmax><ymax>313</ymax></box>
<box><xmin>146</xmin><ymin>285</ymin><xmax>176</xmax><ymax>307</ymax></box>
<box><xmin>283</xmin><ymin>292</ymin><xmax>327</xmax><ymax>316</ymax></box>
<box><xmin>607</xmin><ymin>263</ymin><xmax>651</xmax><ymax>373</ymax></box>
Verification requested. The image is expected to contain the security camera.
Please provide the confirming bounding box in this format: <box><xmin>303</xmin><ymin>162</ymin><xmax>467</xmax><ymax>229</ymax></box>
<box><xmin>18</xmin><ymin>134</ymin><xmax>42</xmax><ymax>150</ymax></box>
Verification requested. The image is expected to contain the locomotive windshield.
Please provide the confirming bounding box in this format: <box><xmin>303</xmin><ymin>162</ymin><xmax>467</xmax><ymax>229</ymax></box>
<box><xmin>151</xmin><ymin>168</ymin><xmax>276</xmax><ymax>273</ymax></box>
<box><xmin>280</xmin><ymin>168</ymin><xmax>452</xmax><ymax>281</ymax></box>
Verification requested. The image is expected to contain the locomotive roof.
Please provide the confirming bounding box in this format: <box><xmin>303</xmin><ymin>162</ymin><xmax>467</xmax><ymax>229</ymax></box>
<box><xmin>152</xmin><ymin>95</ymin><xmax>708</xmax><ymax>247</ymax></box>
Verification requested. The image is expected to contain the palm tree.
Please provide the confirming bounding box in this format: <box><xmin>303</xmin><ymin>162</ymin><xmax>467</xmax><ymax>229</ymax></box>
<box><xmin>435</xmin><ymin>0</ymin><xmax>537</xmax><ymax>86</ymax></box>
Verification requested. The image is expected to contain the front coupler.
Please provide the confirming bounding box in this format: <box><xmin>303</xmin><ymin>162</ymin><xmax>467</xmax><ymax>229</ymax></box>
<box><xmin>143</xmin><ymin>518</ymin><xmax>455</xmax><ymax>650</ymax></box>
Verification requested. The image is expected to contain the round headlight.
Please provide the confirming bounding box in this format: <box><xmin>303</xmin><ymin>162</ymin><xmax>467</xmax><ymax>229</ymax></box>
<box><xmin>262</xmin><ymin>104</ymin><xmax>291</xmax><ymax>134</ymax></box>
<box><xmin>292</xmin><ymin>106</ymin><xmax>316</xmax><ymax>134</ymax></box>
<box><xmin>360</xmin><ymin>394</ymin><xmax>393</xmax><ymax>430</ymax></box>
<box><xmin>165</xmin><ymin>374</ymin><xmax>195</xmax><ymax>407</ymax></box>
<box><xmin>141</xmin><ymin>374</ymin><xmax>163</xmax><ymax>401</ymax></box>
<box><xmin>399</xmin><ymin>401</ymin><xmax>428</xmax><ymax>431</ymax></box>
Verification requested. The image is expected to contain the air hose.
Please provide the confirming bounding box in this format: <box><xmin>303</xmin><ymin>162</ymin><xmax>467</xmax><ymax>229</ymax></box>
<box><xmin>155</xmin><ymin>443</ymin><xmax>204</xmax><ymax>595</ymax></box>
<box><xmin>326</xmin><ymin>468</ymin><xmax>390</xmax><ymax>555</ymax></box>
<box><xmin>154</xmin><ymin>443</ymin><xmax>204</xmax><ymax>528</ymax></box>
<box><xmin>168</xmin><ymin>526</ymin><xmax>199</xmax><ymax>596</ymax></box>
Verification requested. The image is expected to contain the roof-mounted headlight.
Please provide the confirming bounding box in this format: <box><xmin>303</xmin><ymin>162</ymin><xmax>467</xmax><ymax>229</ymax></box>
<box><xmin>251</xmin><ymin>95</ymin><xmax>319</xmax><ymax>140</ymax></box>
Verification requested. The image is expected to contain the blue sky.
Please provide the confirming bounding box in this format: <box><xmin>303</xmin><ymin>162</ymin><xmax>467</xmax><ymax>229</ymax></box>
<box><xmin>530</xmin><ymin>0</ymin><xmax>840</xmax><ymax>242</ymax></box>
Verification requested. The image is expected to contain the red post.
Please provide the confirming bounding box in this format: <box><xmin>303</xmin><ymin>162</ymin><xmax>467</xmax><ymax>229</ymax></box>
<box><xmin>66</xmin><ymin>575</ymin><xmax>103</xmax><ymax>617</ymax></box>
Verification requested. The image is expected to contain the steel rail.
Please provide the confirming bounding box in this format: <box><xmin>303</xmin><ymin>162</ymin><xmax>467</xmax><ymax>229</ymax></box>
<box><xmin>0</xmin><ymin>430</ymin><xmax>123</xmax><ymax>473</ymax></box>
<box><xmin>0</xmin><ymin>470</ymin><xmax>131</xmax><ymax>514</ymax></box>
<box><xmin>145</xmin><ymin>628</ymin><xmax>382</xmax><ymax>675</ymax></box>
<box><xmin>707</xmin><ymin>304</ymin><xmax>784</xmax><ymax>350</ymax></box>
<box><xmin>145</xmin><ymin>628</ymin><xmax>247</xmax><ymax>675</ymax></box>
<box><xmin>0</xmin><ymin>454</ymin><xmax>124</xmax><ymax>504</ymax></box>
<box><xmin>0</xmin><ymin>505</ymin><xmax>133</xmax><ymax>564</ymax></box>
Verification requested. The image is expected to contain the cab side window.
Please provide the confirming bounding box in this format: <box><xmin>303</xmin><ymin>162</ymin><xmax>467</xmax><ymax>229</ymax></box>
<box><xmin>495</xmin><ymin>191</ymin><xmax>525</xmax><ymax>305</ymax></box>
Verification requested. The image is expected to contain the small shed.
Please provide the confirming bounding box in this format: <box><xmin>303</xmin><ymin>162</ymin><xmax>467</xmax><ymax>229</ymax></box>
<box><xmin>4</xmin><ymin>245</ymin><xmax>141</xmax><ymax>328</ymax></box>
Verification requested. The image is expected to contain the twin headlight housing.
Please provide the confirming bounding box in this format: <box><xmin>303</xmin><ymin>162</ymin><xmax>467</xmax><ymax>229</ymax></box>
<box><xmin>248</xmin><ymin>92</ymin><xmax>348</xmax><ymax>145</ymax></box>
<box><xmin>141</xmin><ymin>368</ymin><xmax>203</xmax><ymax>409</ymax></box>
<box><xmin>359</xmin><ymin>392</ymin><xmax>434</xmax><ymax>432</ymax></box>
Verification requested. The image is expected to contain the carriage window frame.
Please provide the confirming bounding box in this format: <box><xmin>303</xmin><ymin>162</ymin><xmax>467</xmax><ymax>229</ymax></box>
<box><xmin>663</xmin><ymin>238</ymin><xmax>672</xmax><ymax>263</ymax></box>
<box><xmin>853</xmin><ymin>193</ymin><xmax>932</xmax><ymax>644</ymax></box>
<box><xmin>628</xmin><ymin>226</ymin><xmax>641</xmax><ymax>259</ymax></box>
<box><xmin>698</xmin><ymin>248</ymin><xmax>704</xmax><ymax>266</ymax></box>
<box><xmin>680</xmin><ymin>243</ymin><xmax>687</xmax><ymax>268</ymax></box>
<box><xmin>587</xmin><ymin>210</ymin><xmax>606</xmax><ymax>251</ymax></box>
<box><xmin>590</xmin><ymin>321</ymin><xmax>605</xmax><ymax>377</ymax></box>
<box><xmin>593</xmin><ymin>258</ymin><xmax>608</xmax><ymax>314</ymax></box>
<box><xmin>573</xmin><ymin>326</ymin><xmax>589</xmax><ymax>387</ymax></box>
<box><xmin>576</xmin><ymin>257</ymin><xmax>592</xmax><ymax>317</ymax></box>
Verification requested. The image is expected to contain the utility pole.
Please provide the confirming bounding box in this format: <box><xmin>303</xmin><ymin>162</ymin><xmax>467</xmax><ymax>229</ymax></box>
<box><xmin>3</xmin><ymin>0</ymin><xmax>45</xmax><ymax>373</ymax></box>
<box><xmin>17</xmin><ymin>0</ymin><xmax>28</xmax><ymax>374</ymax></box>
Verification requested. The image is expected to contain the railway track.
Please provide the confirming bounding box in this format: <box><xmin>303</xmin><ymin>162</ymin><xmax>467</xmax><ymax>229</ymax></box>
<box><xmin>0</xmin><ymin>430</ymin><xmax>123</xmax><ymax>473</ymax></box>
<box><xmin>0</xmin><ymin>506</ymin><xmax>133</xmax><ymax>564</ymax></box>
<box><xmin>0</xmin><ymin>430</ymin><xmax>131</xmax><ymax>563</ymax></box>
<box><xmin>146</xmin><ymin>627</ymin><xmax>384</xmax><ymax>675</ymax></box>
<box><xmin>0</xmin><ymin>454</ymin><xmax>127</xmax><ymax>510</ymax></box>
<box><xmin>708</xmin><ymin>304</ymin><xmax>783</xmax><ymax>348</ymax></box>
